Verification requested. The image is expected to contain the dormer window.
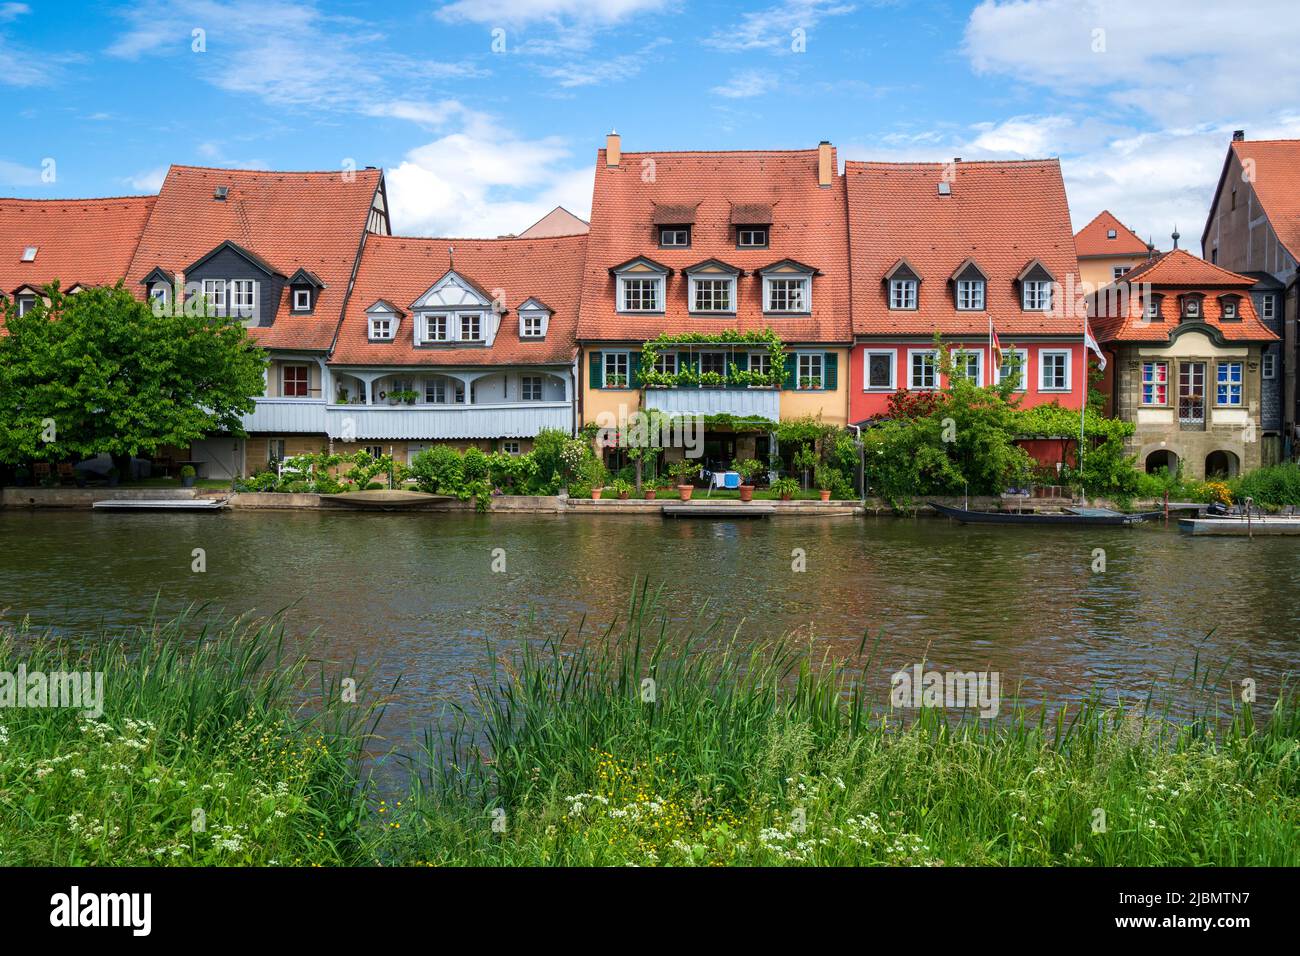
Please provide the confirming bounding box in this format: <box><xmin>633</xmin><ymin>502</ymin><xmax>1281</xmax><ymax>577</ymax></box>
<box><xmin>737</xmin><ymin>227</ymin><xmax>768</xmax><ymax>248</ymax></box>
<box><xmin>460</xmin><ymin>313</ymin><xmax>483</xmax><ymax>341</ymax></box>
<box><xmin>1180</xmin><ymin>294</ymin><xmax>1204</xmax><ymax>320</ymax></box>
<box><xmin>293</xmin><ymin>288</ymin><xmax>311</xmax><ymax>311</ymax></box>
<box><xmin>370</xmin><ymin>316</ymin><xmax>395</xmax><ymax>340</ymax></box>
<box><xmin>956</xmin><ymin>280</ymin><xmax>984</xmax><ymax>310</ymax></box>
<box><xmin>759</xmin><ymin>259</ymin><xmax>816</xmax><ymax>314</ymax></box>
<box><xmin>286</xmin><ymin>269</ymin><xmax>323</xmax><ymax>315</ymax></box>
<box><xmin>659</xmin><ymin>226</ymin><xmax>690</xmax><ymax>248</ymax></box>
<box><xmin>202</xmin><ymin>278</ymin><xmax>227</xmax><ymax>315</ymax></box>
<box><xmin>890</xmin><ymin>279</ymin><xmax>918</xmax><ymax>310</ymax></box>
<box><xmin>611</xmin><ymin>257</ymin><xmax>670</xmax><ymax>313</ymax></box>
<box><xmin>17</xmin><ymin>293</ymin><xmax>36</xmax><ymax>316</ymax></box>
<box><xmin>518</xmin><ymin>299</ymin><xmax>551</xmax><ymax>339</ymax></box>
<box><xmin>685</xmin><ymin>260</ymin><xmax>740</xmax><ymax>315</ymax></box>
<box><xmin>1219</xmin><ymin>295</ymin><xmax>1241</xmax><ymax>320</ymax></box>
<box><xmin>1022</xmin><ymin>280</ymin><xmax>1051</xmax><ymax>311</ymax></box>
<box><xmin>1144</xmin><ymin>294</ymin><xmax>1164</xmax><ymax>322</ymax></box>
<box><xmin>21</xmin><ymin>246</ymin><xmax>37</xmax><ymax>262</ymax></box>
<box><xmin>149</xmin><ymin>284</ymin><xmax>169</xmax><ymax>308</ymax></box>
<box><xmin>1106</xmin><ymin>229</ymin><xmax>1117</xmax><ymax>239</ymax></box>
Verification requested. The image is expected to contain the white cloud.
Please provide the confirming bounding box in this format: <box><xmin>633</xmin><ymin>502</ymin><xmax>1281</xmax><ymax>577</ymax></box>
<box><xmin>386</xmin><ymin>119</ymin><xmax>594</xmax><ymax>237</ymax></box>
<box><xmin>537</xmin><ymin>38</ymin><xmax>669</xmax><ymax>87</ymax></box>
<box><xmin>711</xmin><ymin>69</ymin><xmax>778</xmax><ymax>99</ymax></box>
<box><xmin>0</xmin><ymin>158</ymin><xmax>41</xmax><ymax>187</ymax></box>
<box><xmin>125</xmin><ymin>166</ymin><xmax>169</xmax><ymax>192</ymax></box>
<box><xmin>437</xmin><ymin>0</ymin><xmax>671</xmax><ymax>25</ymax></box>
<box><xmin>704</xmin><ymin>0</ymin><xmax>856</xmax><ymax>53</ymax></box>
<box><xmin>0</xmin><ymin>3</ymin><xmax>29</xmax><ymax>23</ymax></box>
<box><xmin>964</xmin><ymin>0</ymin><xmax>1300</xmax><ymax>125</ymax></box>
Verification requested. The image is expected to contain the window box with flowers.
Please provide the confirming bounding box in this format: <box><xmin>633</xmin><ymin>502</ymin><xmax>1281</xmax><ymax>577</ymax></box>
<box><xmin>638</xmin><ymin>329</ymin><xmax>787</xmax><ymax>389</ymax></box>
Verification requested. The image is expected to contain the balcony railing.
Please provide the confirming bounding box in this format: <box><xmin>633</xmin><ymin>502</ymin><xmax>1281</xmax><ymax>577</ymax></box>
<box><xmin>642</xmin><ymin>387</ymin><xmax>780</xmax><ymax>420</ymax></box>
<box><xmin>240</xmin><ymin>397</ymin><xmax>572</xmax><ymax>439</ymax></box>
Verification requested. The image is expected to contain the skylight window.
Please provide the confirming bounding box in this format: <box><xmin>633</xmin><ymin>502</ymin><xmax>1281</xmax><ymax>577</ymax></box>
<box><xmin>21</xmin><ymin>246</ymin><xmax>37</xmax><ymax>262</ymax></box>
<box><xmin>214</xmin><ymin>186</ymin><xmax>229</xmax><ymax>201</ymax></box>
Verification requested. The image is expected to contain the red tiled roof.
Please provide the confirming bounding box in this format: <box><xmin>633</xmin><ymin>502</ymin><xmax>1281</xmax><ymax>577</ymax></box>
<box><xmin>846</xmin><ymin>159</ymin><xmax>1080</xmax><ymax>337</ymax></box>
<box><xmin>126</xmin><ymin>165</ymin><xmax>382</xmax><ymax>351</ymax></box>
<box><xmin>578</xmin><ymin>148</ymin><xmax>851</xmax><ymax>343</ymax></box>
<box><xmin>330</xmin><ymin>233</ymin><xmax>586</xmax><ymax>367</ymax></box>
<box><xmin>1226</xmin><ymin>139</ymin><xmax>1300</xmax><ymax>261</ymax></box>
<box><xmin>1</xmin><ymin>195</ymin><xmax>155</xmax><ymax>296</ymax></box>
<box><xmin>1074</xmin><ymin>209</ymin><xmax>1148</xmax><ymax>258</ymax></box>
<box><xmin>1089</xmin><ymin>249</ymin><xmax>1277</xmax><ymax>343</ymax></box>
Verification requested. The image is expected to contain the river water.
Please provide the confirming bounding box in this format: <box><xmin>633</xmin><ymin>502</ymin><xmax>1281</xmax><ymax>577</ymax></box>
<box><xmin>1</xmin><ymin>509</ymin><xmax>1296</xmax><ymax>756</ymax></box>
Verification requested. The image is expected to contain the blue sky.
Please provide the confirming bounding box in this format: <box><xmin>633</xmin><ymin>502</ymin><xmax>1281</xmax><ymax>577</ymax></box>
<box><xmin>2</xmin><ymin>0</ymin><xmax>1296</xmax><ymax>243</ymax></box>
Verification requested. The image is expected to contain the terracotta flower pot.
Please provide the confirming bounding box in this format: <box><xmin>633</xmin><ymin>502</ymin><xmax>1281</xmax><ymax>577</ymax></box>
<box><xmin>618</xmin><ymin>491</ymin><xmax>629</xmax><ymax>500</ymax></box>
<box><xmin>645</xmin><ymin>489</ymin><xmax>657</xmax><ymax>500</ymax></box>
<box><xmin>678</xmin><ymin>485</ymin><xmax>694</xmax><ymax>501</ymax></box>
<box><xmin>819</xmin><ymin>489</ymin><xmax>831</xmax><ymax>502</ymax></box>
<box><xmin>591</xmin><ymin>487</ymin><xmax>603</xmax><ymax>500</ymax></box>
<box><xmin>780</xmin><ymin>492</ymin><xmax>793</xmax><ymax>501</ymax></box>
<box><xmin>739</xmin><ymin>484</ymin><xmax>754</xmax><ymax>502</ymax></box>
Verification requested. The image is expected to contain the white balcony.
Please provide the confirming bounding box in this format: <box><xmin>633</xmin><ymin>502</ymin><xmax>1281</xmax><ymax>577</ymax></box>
<box><xmin>240</xmin><ymin>398</ymin><xmax>328</xmax><ymax>433</ymax></box>
<box><xmin>324</xmin><ymin>401</ymin><xmax>571</xmax><ymax>440</ymax></box>
<box><xmin>642</xmin><ymin>387</ymin><xmax>780</xmax><ymax>420</ymax></box>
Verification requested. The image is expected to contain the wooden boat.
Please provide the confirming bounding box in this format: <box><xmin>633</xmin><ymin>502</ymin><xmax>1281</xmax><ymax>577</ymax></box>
<box><xmin>928</xmin><ymin>502</ymin><xmax>1161</xmax><ymax>526</ymax></box>
<box><xmin>92</xmin><ymin>498</ymin><xmax>227</xmax><ymax>512</ymax></box>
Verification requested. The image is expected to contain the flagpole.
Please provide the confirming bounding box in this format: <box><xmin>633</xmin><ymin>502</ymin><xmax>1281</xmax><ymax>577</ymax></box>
<box><xmin>1079</xmin><ymin>309</ymin><xmax>1087</xmax><ymax>499</ymax></box>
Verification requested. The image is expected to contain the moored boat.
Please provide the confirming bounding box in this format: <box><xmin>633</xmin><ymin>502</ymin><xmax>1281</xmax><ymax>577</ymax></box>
<box><xmin>928</xmin><ymin>502</ymin><xmax>1161</xmax><ymax>526</ymax></box>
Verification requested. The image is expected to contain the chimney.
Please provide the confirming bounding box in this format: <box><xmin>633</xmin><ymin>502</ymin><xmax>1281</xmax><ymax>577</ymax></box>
<box><xmin>1232</xmin><ymin>129</ymin><xmax>1245</xmax><ymax>142</ymax></box>
<box><xmin>817</xmin><ymin>140</ymin><xmax>833</xmax><ymax>188</ymax></box>
<box><xmin>606</xmin><ymin>130</ymin><xmax>621</xmax><ymax>168</ymax></box>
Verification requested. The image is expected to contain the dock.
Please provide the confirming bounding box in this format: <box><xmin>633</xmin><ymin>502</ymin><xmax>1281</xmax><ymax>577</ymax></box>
<box><xmin>92</xmin><ymin>498</ymin><xmax>228</xmax><ymax>512</ymax></box>
<box><xmin>1179</xmin><ymin>516</ymin><xmax>1300</xmax><ymax>536</ymax></box>
<box><xmin>662</xmin><ymin>503</ymin><xmax>776</xmax><ymax>518</ymax></box>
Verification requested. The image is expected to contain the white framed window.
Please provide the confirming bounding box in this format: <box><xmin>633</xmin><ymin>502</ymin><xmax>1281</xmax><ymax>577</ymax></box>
<box><xmin>764</xmin><ymin>276</ymin><xmax>809</xmax><ymax>313</ymax></box>
<box><xmin>1022</xmin><ymin>280</ymin><xmax>1052</xmax><ymax>311</ymax></box>
<box><xmin>460</xmin><ymin>312</ymin><xmax>483</xmax><ymax>341</ymax></box>
<box><xmin>603</xmin><ymin>351</ymin><xmax>630</xmax><ymax>388</ymax></box>
<box><xmin>1264</xmin><ymin>352</ymin><xmax>1277</xmax><ymax>380</ymax></box>
<box><xmin>996</xmin><ymin>349</ymin><xmax>1028</xmax><ymax>391</ymax></box>
<box><xmin>953</xmin><ymin>349</ymin><xmax>982</xmax><ymax>385</ymax></box>
<box><xmin>425</xmin><ymin>379</ymin><xmax>446</xmax><ymax>404</ymax></box>
<box><xmin>748</xmin><ymin>351</ymin><xmax>772</xmax><ymax>379</ymax></box>
<box><xmin>202</xmin><ymin>278</ymin><xmax>226</xmax><ymax>314</ymax></box>
<box><xmin>690</xmin><ymin>277</ymin><xmax>734</xmax><ymax>313</ymax></box>
<box><xmin>502</xmin><ymin>441</ymin><xmax>521</xmax><ymax>456</ymax></box>
<box><xmin>889</xmin><ymin>278</ymin><xmax>918</xmax><ymax>310</ymax></box>
<box><xmin>363</xmin><ymin>445</ymin><xmax>384</xmax><ymax>460</ymax></box>
<box><xmin>908</xmin><ymin>350</ymin><xmax>937</xmax><ymax>390</ymax></box>
<box><xmin>864</xmin><ymin>349</ymin><xmax>896</xmax><ymax>390</ymax></box>
<box><xmin>425</xmin><ymin>314</ymin><xmax>450</xmax><ymax>342</ymax></box>
<box><xmin>1261</xmin><ymin>294</ymin><xmax>1276</xmax><ymax>320</ymax></box>
<box><xmin>1039</xmin><ymin>350</ymin><xmax>1070</xmax><ymax>391</ymax></box>
<box><xmin>737</xmin><ymin>227</ymin><xmax>768</xmax><ymax>248</ymax></box>
<box><xmin>659</xmin><ymin>227</ymin><xmax>690</xmax><ymax>247</ymax></box>
<box><xmin>21</xmin><ymin>246</ymin><xmax>37</xmax><ymax>262</ymax></box>
<box><xmin>232</xmin><ymin>279</ymin><xmax>256</xmax><ymax>318</ymax></box>
<box><xmin>619</xmin><ymin>276</ymin><xmax>661</xmax><ymax>312</ymax></box>
<box><xmin>1216</xmin><ymin>361</ymin><xmax>1243</xmax><ymax>406</ymax></box>
<box><xmin>653</xmin><ymin>351</ymin><xmax>677</xmax><ymax>375</ymax></box>
<box><xmin>1112</xmin><ymin>265</ymin><xmax>1130</xmax><ymax>281</ymax></box>
<box><xmin>1141</xmin><ymin>361</ymin><xmax>1168</xmax><ymax>406</ymax></box>
<box><xmin>1144</xmin><ymin>297</ymin><xmax>1162</xmax><ymax>321</ymax></box>
<box><xmin>1221</xmin><ymin>298</ymin><xmax>1238</xmax><ymax>319</ymax></box>
<box><xmin>149</xmin><ymin>284</ymin><xmax>169</xmax><ymax>308</ymax></box>
<box><xmin>521</xmin><ymin>376</ymin><xmax>543</xmax><ymax>401</ymax></box>
<box><xmin>1183</xmin><ymin>296</ymin><xmax>1201</xmax><ymax>319</ymax></box>
<box><xmin>956</xmin><ymin>279</ymin><xmax>984</xmax><ymax>311</ymax></box>
<box><xmin>369</xmin><ymin>317</ymin><xmax>394</xmax><ymax>340</ymax></box>
<box><xmin>293</xmin><ymin>287</ymin><xmax>311</xmax><ymax>311</ymax></box>
<box><xmin>17</xmin><ymin>294</ymin><xmax>36</xmax><ymax>316</ymax></box>
<box><xmin>797</xmin><ymin>352</ymin><xmax>824</xmax><ymax>390</ymax></box>
<box><xmin>521</xmin><ymin>313</ymin><xmax>544</xmax><ymax>338</ymax></box>
<box><xmin>267</xmin><ymin>439</ymin><xmax>286</xmax><ymax>463</ymax></box>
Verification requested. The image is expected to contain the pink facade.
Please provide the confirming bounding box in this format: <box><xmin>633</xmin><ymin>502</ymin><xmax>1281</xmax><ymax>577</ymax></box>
<box><xmin>849</xmin><ymin>340</ymin><xmax>1086</xmax><ymax>423</ymax></box>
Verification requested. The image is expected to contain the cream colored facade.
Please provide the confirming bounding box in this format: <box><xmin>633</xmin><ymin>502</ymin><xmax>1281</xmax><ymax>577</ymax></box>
<box><xmin>1078</xmin><ymin>254</ymin><xmax>1151</xmax><ymax>292</ymax></box>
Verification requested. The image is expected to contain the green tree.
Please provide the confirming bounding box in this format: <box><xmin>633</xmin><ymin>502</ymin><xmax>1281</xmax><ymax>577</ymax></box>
<box><xmin>0</xmin><ymin>283</ymin><xmax>266</xmax><ymax>465</ymax></box>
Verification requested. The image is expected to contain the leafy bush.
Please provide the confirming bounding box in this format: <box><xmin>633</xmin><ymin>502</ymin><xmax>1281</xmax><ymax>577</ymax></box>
<box><xmin>1230</xmin><ymin>463</ymin><xmax>1300</xmax><ymax>506</ymax></box>
<box><xmin>410</xmin><ymin>446</ymin><xmax>464</xmax><ymax>494</ymax></box>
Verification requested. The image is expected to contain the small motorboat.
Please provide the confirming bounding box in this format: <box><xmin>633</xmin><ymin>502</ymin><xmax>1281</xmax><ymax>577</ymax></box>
<box><xmin>928</xmin><ymin>502</ymin><xmax>1162</xmax><ymax>526</ymax></box>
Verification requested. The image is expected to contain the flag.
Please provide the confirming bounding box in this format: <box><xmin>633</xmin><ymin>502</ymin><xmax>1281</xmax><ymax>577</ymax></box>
<box><xmin>1084</xmin><ymin>319</ymin><xmax>1107</xmax><ymax>371</ymax></box>
<box><xmin>989</xmin><ymin>319</ymin><xmax>1003</xmax><ymax>366</ymax></box>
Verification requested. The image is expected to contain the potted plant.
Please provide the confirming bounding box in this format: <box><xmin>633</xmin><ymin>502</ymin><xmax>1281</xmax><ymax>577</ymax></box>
<box><xmin>815</xmin><ymin>466</ymin><xmax>834</xmax><ymax>502</ymax></box>
<box><xmin>773</xmin><ymin>477</ymin><xmax>799</xmax><ymax>501</ymax></box>
<box><xmin>733</xmin><ymin>458</ymin><xmax>763</xmax><ymax>503</ymax></box>
<box><xmin>609</xmin><ymin>478</ymin><xmax>632</xmax><ymax>500</ymax></box>
<box><xmin>336</xmin><ymin>386</ymin><xmax>350</xmax><ymax>404</ymax></box>
<box><xmin>385</xmin><ymin>390</ymin><xmax>398</xmax><ymax>406</ymax></box>
<box><xmin>670</xmin><ymin>460</ymin><xmax>698</xmax><ymax>501</ymax></box>
<box><xmin>399</xmin><ymin>389</ymin><xmax>419</xmax><ymax>406</ymax></box>
<box><xmin>179</xmin><ymin>464</ymin><xmax>196</xmax><ymax>488</ymax></box>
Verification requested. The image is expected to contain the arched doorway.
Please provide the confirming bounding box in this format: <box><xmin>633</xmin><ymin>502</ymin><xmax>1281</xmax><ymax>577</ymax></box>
<box><xmin>1205</xmin><ymin>450</ymin><xmax>1239</xmax><ymax>478</ymax></box>
<box><xmin>1144</xmin><ymin>449</ymin><xmax>1178</xmax><ymax>475</ymax></box>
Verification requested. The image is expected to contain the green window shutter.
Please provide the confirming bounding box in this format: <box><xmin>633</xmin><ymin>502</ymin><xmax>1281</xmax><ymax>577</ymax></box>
<box><xmin>630</xmin><ymin>352</ymin><xmax>642</xmax><ymax>388</ymax></box>
<box><xmin>682</xmin><ymin>351</ymin><xmax>696</xmax><ymax>372</ymax></box>
<box><xmin>823</xmin><ymin>352</ymin><xmax>838</xmax><ymax>390</ymax></box>
<box><xmin>733</xmin><ymin>352</ymin><xmax>749</xmax><ymax>371</ymax></box>
<box><xmin>589</xmin><ymin>351</ymin><xmax>603</xmax><ymax>389</ymax></box>
<box><xmin>783</xmin><ymin>353</ymin><xmax>797</xmax><ymax>389</ymax></box>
